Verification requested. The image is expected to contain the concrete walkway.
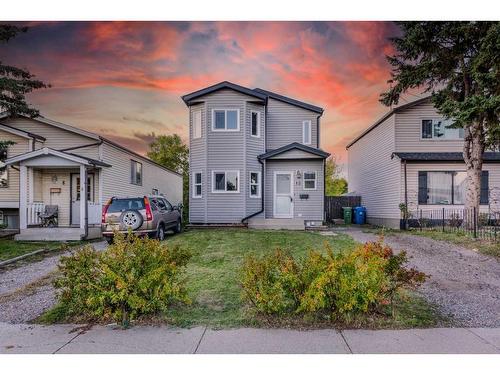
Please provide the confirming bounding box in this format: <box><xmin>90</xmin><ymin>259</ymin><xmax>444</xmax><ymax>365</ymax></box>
<box><xmin>1</xmin><ymin>323</ymin><xmax>499</xmax><ymax>354</ymax></box>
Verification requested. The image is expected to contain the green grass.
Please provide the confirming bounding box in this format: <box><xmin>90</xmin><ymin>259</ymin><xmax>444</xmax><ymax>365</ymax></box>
<box><xmin>365</xmin><ymin>227</ymin><xmax>500</xmax><ymax>258</ymax></box>
<box><xmin>0</xmin><ymin>239</ymin><xmax>63</xmax><ymax>261</ymax></box>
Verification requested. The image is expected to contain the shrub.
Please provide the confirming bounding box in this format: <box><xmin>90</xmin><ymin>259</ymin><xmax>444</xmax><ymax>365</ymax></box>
<box><xmin>54</xmin><ymin>232</ymin><xmax>191</xmax><ymax>326</ymax></box>
<box><xmin>241</xmin><ymin>239</ymin><xmax>426</xmax><ymax>322</ymax></box>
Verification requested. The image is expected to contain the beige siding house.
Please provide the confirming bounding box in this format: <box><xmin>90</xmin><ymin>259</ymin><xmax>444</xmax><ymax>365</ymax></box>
<box><xmin>0</xmin><ymin>113</ymin><xmax>182</xmax><ymax>240</ymax></box>
<box><xmin>347</xmin><ymin>97</ymin><xmax>500</xmax><ymax>228</ymax></box>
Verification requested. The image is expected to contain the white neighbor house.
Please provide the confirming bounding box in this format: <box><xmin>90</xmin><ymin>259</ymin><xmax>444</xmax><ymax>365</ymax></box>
<box><xmin>347</xmin><ymin>97</ymin><xmax>500</xmax><ymax>229</ymax></box>
<box><xmin>0</xmin><ymin>113</ymin><xmax>183</xmax><ymax>240</ymax></box>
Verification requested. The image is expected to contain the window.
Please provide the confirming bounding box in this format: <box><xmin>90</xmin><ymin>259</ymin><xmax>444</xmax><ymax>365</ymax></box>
<box><xmin>303</xmin><ymin>171</ymin><xmax>317</xmax><ymax>190</ymax></box>
<box><xmin>152</xmin><ymin>188</ymin><xmax>159</xmax><ymax>195</ymax></box>
<box><xmin>421</xmin><ymin>119</ymin><xmax>464</xmax><ymax>140</ymax></box>
<box><xmin>251</xmin><ymin>111</ymin><xmax>260</xmax><ymax>137</ymax></box>
<box><xmin>0</xmin><ymin>147</ymin><xmax>8</xmax><ymax>188</ymax></box>
<box><xmin>212</xmin><ymin>170</ymin><xmax>239</xmax><ymax>193</ymax></box>
<box><xmin>162</xmin><ymin>199</ymin><xmax>173</xmax><ymax>211</ymax></box>
<box><xmin>193</xmin><ymin>110</ymin><xmax>202</xmax><ymax>139</ymax></box>
<box><xmin>422</xmin><ymin>171</ymin><xmax>467</xmax><ymax>205</ymax></box>
<box><xmin>302</xmin><ymin>120</ymin><xmax>312</xmax><ymax>145</ymax></box>
<box><xmin>249</xmin><ymin>171</ymin><xmax>261</xmax><ymax>198</ymax></box>
<box><xmin>193</xmin><ymin>172</ymin><xmax>202</xmax><ymax>198</ymax></box>
<box><xmin>212</xmin><ymin>109</ymin><xmax>239</xmax><ymax>131</ymax></box>
<box><xmin>130</xmin><ymin>160</ymin><xmax>142</xmax><ymax>185</ymax></box>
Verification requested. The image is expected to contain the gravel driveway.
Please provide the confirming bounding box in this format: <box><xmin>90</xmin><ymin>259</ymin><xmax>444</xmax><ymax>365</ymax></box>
<box><xmin>337</xmin><ymin>227</ymin><xmax>500</xmax><ymax>327</ymax></box>
<box><xmin>0</xmin><ymin>241</ymin><xmax>107</xmax><ymax>324</ymax></box>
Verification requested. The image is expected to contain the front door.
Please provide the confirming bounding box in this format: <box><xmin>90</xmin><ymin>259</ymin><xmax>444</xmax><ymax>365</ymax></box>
<box><xmin>273</xmin><ymin>172</ymin><xmax>294</xmax><ymax>218</ymax></box>
<box><xmin>71</xmin><ymin>173</ymin><xmax>94</xmax><ymax>225</ymax></box>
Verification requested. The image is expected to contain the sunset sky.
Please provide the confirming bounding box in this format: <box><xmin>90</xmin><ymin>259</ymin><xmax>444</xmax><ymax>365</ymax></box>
<box><xmin>0</xmin><ymin>21</ymin><xmax>414</xmax><ymax>169</ymax></box>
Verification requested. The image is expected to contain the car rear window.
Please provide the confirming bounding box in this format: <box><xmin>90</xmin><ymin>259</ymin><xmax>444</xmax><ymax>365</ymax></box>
<box><xmin>107</xmin><ymin>198</ymin><xmax>145</xmax><ymax>213</ymax></box>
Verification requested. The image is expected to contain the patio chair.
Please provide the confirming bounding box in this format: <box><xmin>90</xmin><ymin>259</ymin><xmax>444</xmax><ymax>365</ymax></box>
<box><xmin>38</xmin><ymin>205</ymin><xmax>58</xmax><ymax>227</ymax></box>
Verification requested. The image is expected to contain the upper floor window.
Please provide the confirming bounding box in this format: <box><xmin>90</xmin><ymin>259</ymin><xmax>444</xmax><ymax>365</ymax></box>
<box><xmin>249</xmin><ymin>171</ymin><xmax>261</xmax><ymax>198</ymax></box>
<box><xmin>302</xmin><ymin>120</ymin><xmax>312</xmax><ymax>145</ymax></box>
<box><xmin>212</xmin><ymin>170</ymin><xmax>239</xmax><ymax>193</ymax></box>
<box><xmin>0</xmin><ymin>147</ymin><xmax>8</xmax><ymax>188</ymax></box>
<box><xmin>421</xmin><ymin>119</ymin><xmax>464</xmax><ymax>140</ymax></box>
<box><xmin>303</xmin><ymin>171</ymin><xmax>317</xmax><ymax>190</ymax></box>
<box><xmin>193</xmin><ymin>110</ymin><xmax>202</xmax><ymax>139</ymax></box>
<box><xmin>130</xmin><ymin>160</ymin><xmax>142</xmax><ymax>185</ymax></box>
<box><xmin>251</xmin><ymin>111</ymin><xmax>260</xmax><ymax>137</ymax></box>
<box><xmin>193</xmin><ymin>172</ymin><xmax>202</xmax><ymax>198</ymax></box>
<box><xmin>212</xmin><ymin>109</ymin><xmax>239</xmax><ymax>131</ymax></box>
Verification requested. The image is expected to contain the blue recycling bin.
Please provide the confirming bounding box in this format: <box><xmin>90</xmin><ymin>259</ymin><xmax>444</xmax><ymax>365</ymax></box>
<box><xmin>353</xmin><ymin>206</ymin><xmax>366</xmax><ymax>225</ymax></box>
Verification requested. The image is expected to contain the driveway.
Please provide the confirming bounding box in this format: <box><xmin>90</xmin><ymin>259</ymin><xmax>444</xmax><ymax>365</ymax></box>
<box><xmin>0</xmin><ymin>241</ymin><xmax>107</xmax><ymax>324</ymax></box>
<box><xmin>337</xmin><ymin>227</ymin><xmax>500</xmax><ymax>327</ymax></box>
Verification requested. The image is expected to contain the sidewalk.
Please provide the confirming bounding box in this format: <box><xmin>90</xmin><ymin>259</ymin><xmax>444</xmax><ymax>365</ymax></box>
<box><xmin>1</xmin><ymin>323</ymin><xmax>499</xmax><ymax>354</ymax></box>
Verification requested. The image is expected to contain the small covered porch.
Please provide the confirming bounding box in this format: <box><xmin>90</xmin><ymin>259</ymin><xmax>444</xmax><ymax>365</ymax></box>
<box><xmin>5</xmin><ymin>147</ymin><xmax>110</xmax><ymax>241</ymax></box>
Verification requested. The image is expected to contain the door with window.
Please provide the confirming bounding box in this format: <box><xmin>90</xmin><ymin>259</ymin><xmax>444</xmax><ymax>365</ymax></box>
<box><xmin>274</xmin><ymin>172</ymin><xmax>294</xmax><ymax>218</ymax></box>
<box><xmin>71</xmin><ymin>173</ymin><xmax>94</xmax><ymax>225</ymax></box>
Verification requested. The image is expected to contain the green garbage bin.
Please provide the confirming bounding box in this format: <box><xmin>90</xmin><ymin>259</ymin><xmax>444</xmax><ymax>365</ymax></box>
<box><xmin>343</xmin><ymin>207</ymin><xmax>352</xmax><ymax>225</ymax></box>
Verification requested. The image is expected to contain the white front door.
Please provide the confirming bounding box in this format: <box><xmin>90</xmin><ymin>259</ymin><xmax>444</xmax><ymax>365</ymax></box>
<box><xmin>273</xmin><ymin>172</ymin><xmax>294</xmax><ymax>218</ymax></box>
<box><xmin>71</xmin><ymin>173</ymin><xmax>94</xmax><ymax>225</ymax></box>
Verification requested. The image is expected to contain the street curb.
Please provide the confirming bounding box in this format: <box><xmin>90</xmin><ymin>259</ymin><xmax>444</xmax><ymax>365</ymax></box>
<box><xmin>0</xmin><ymin>247</ymin><xmax>55</xmax><ymax>268</ymax></box>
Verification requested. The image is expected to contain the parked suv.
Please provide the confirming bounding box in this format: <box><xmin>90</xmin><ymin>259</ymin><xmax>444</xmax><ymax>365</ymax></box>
<box><xmin>101</xmin><ymin>195</ymin><xmax>182</xmax><ymax>244</ymax></box>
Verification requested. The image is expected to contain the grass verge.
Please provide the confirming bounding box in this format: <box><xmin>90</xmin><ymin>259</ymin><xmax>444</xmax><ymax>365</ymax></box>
<box><xmin>0</xmin><ymin>240</ymin><xmax>63</xmax><ymax>262</ymax></box>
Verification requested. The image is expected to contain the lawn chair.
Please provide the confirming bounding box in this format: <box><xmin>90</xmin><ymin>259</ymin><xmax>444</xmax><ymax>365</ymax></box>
<box><xmin>38</xmin><ymin>205</ymin><xmax>58</xmax><ymax>227</ymax></box>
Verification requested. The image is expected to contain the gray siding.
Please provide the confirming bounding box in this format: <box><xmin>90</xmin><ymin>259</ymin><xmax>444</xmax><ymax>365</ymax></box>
<box><xmin>266</xmin><ymin>98</ymin><xmax>319</xmax><ymax>150</ymax></box>
<box><xmin>264</xmin><ymin>159</ymin><xmax>324</xmax><ymax>220</ymax></box>
<box><xmin>347</xmin><ymin>114</ymin><xmax>401</xmax><ymax>222</ymax></box>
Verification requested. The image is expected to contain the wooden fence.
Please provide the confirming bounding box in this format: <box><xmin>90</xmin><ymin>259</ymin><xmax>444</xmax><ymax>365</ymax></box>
<box><xmin>324</xmin><ymin>196</ymin><xmax>361</xmax><ymax>222</ymax></box>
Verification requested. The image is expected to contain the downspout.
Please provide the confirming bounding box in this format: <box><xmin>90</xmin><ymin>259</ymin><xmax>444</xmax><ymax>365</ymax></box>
<box><xmin>82</xmin><ymin>166</ymin><xmax>89</xmax><ymax>240</ymax></box>
<box><xmin>404</xmin><ymin>160</ymin><xmax>408</xmax><ymax>228</ymax></box>
<box><xmin>323</xmin><ymin>157</ymin><xmax>326</xmax><ymax>223</ymax></box>
<box><xmin>241</xmin><ymin>158</ymin><xmax>265</xmax><ymax>223</ymax></box>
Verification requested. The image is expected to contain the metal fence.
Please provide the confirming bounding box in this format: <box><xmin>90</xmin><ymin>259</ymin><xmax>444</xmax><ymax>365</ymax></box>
<box><xmin>405</xmin><ymin>207</ymin><xmax>500</xmax><ymax>242</ymax></box>
<box><xmin>325</xmin><ymin>196</ymin><xmax>361</xmax><ymax>222</ymax></box>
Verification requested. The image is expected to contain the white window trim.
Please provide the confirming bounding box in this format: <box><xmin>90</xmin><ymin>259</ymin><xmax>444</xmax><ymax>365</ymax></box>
<box><xmin>250</xmin><ymin>110</ymin><xmax>261</xmax><ymax>138</ymax></box>
<box><xmin>420</xmin><ymin>118</ymin><xmax>463</xmax><ymax>141</ymax></box>
<box><xmin>192</xmin><ymin>110</ymin><xmax>202</xmax><ymax>139</ymax></box>
<box><xmin>249</xmin><ymin>171</ymin><xmax>261</xmax><ymax>198</ymax></box>
<box><xmin>192</xmin><ymin>171</ymin><xmax>202</xmax><ymax>198</ymax></box>
<box><xmin>211</xmin><ymin>170</ymin><xmax>240</xmax><ymax>193</ymax></box>
<box><xmin>302</xmin><ymin>120</ymin><xmax>312</xmax><ymax>145</ymax></box>
<box><xmin>303</xmin><ymin>171</ymin><xmax>317</xmax><ymax>191</ymax></box>
<box><xmin>211</xmin><ymin>109</ymin><xmax>240</xmax><ymax>132</ymax></box>
<box><xmin>130</xmin><ymin>160</ymin><xmax>143</xmax><ymax>186</ymax></box>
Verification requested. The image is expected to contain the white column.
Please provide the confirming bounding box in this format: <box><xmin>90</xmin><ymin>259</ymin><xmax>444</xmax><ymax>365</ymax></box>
<box><xmin>28</xmin><ymin>167</ymin><xmax>34</xmax><ymax>204</ymax></box>
<box><xmin>98</xmin><ymin>169</ymin><xmax>103</xmax><ymax>204</ymax></box>
<box><xmin>79</xmin><ymin>165</ymin><xmax>86</xmax><ymax>230</ymax></box>
<box><xmin>19</xmin><ymin>165</ymin><xmax>28</xmax><ymax>230</ymax></box>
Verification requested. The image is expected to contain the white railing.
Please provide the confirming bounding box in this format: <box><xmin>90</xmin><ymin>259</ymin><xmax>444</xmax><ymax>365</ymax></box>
<box><xmin>88</xmin><ymin>202</ymin><xmax>102</xmax><ymax>225</ymax></box>
<box><xmin>27</xmin><ymin>202</ymin><xmax>45</xmax><ymax>226</ymax></box>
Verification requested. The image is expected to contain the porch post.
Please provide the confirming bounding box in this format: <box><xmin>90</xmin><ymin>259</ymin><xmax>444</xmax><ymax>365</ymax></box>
<box><xmin>19</xmin><ymin>164</ymin><xmax>28</xmax><ymax>230</ymax></box>
<box><xmin>79</xmin><ymin>165</ymin><xmax>87</xmax><ymax>231</ymax></box>
<box><xmin>28</xmin><ymin>167</ymin><xmax>34</xmax><ymax>203</ymax></box>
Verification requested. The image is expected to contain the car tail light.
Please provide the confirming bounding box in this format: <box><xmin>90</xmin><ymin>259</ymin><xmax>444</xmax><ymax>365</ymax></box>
<box><xmin>144</xmin><ymin>196</ymin><xmax>153</xmax><ymax>221</ymax></box>
<box><xmin>102</xmin><ymin>198</ymin><xmax>112</xmax><ymax>223</ymax></box>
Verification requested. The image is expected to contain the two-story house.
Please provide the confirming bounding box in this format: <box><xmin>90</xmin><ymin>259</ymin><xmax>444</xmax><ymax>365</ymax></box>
<box><xmin>0</xmin><ymin>113</ymin><xmax>183</xmax><ymax>240</ymax></box>
<box><xmin>347</xmin><ymin>97</ymin><xmax>500</xmax><ymax>228</ymax></box>
<box><xmin>182</xmin><ymin>81</ymin><xmax>330</xmax><ymax>229</ymax></box>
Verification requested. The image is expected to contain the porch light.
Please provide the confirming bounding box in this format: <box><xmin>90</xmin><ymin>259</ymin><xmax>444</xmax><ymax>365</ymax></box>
<box><xmin>296</xmin><ymin>170</ymin><xmax>302</xmax><ymax>179</ymax></box>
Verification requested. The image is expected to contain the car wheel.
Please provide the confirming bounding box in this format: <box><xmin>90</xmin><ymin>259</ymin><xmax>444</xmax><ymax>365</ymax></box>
<box><xmin>173</xmin><ymin>219</ymin><xmax>182</xmax><ymax>233</ymax></box>
<box><xmin>157</xmin><ymin>224</ymin><xmax>166</xmax><ymax>241</ymax></box>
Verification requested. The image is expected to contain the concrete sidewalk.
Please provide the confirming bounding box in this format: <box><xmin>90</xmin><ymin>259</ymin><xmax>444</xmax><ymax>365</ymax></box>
<box><xmin>1</xmin><ymin>323</ymin><xmax>499</xmax><ymax>354</ymax></box>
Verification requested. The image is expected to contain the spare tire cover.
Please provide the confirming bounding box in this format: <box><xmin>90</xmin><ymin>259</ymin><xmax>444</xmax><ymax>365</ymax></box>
<box><xmin>120</xmin><ymin>210</ymin><xmax>143</xmax><ymax>230</ymax></box>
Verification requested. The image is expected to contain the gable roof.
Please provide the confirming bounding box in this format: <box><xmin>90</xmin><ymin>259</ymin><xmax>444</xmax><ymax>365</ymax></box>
<box><xmin>393</xmin><ymin>152</ymin><xmax>500</xmax><ymax>163</ymax></box>
<box><xmin>253</xmin><ymin>88</ymin><xmax>324</xmax><ymax>114</ymax></box>
<box><xmin>258</xmin><ymin>142</ymin><xmax>330</xmax><ymax>160</ymax></box>
<box><xmin>0</xmin><ymin>122</ymin><xmax>46</xmax><ymax>141</ymax></box>
<box><xmin>346</xmin><ymin>96</ymin><xmax>431</xmax><ymax>149</ymax></box>
<box><xmin>5</xmin><ymin>147</ymin><xmax>111</xmax><ymax>167</ymax></box>
<box><xmin>182</xmin><ymin>81</ymin><xmax>268</xmax><ymax>105</ymax></box>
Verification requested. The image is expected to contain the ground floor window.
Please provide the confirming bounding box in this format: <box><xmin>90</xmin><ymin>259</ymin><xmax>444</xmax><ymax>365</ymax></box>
<box><xmin>212</xmin><ymin>170</ymin><xmax>239</xmax><ymax>193</ymax></box>
<box><xmin>193</xmin><ymin>172</ymin><xmax>202</xmax><ymax>198</ymax></box>
<box><xmin>0</xmin><ymin>148</ymin><xmax>8</xmax><ymax>188</ymax></box>
<box><xmin>249</xmin><ymin>171</ymin><xmax>261</xmax><ymax>198</ymax></box>
<box><xmin>419</xmin><ymin>171</ymin><xmax>480</xmax><ymax>205</ymax></box>
<box><xmin>303</xmin><ymin>171</ymin><xmax>317</xmax><ymax>190</ymax></box>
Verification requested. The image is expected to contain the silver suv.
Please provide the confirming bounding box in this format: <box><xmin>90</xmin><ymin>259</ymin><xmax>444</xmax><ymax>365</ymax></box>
<box><xmin>101</xmin><ymin>195</ymin><xmax>182</xmax><ymax>244</ymax></box>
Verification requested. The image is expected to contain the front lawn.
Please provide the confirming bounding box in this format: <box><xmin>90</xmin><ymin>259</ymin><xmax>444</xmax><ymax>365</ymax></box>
<box><xmin>161</xmin><ymin>229</ymin><xmax>443</xmax><ymax>328</ymax></box>
<box><xmin>0</xmin><ymin>239</ymin><xmax>63</xmax><ymax>262</ymax></box>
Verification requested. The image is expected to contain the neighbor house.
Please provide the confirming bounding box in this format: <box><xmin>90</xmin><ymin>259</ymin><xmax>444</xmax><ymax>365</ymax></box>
<box><xmin>346</xmin><ymin>97</ymin><xmax>500</xmax><ymax>229</ymax></box>
<box><xmin>182</xmin><ymin>81</ymin><xmax>330</xmax><ymax>229</ymax></box>
<box><xmin>0</xmin><ymin>113</ymin><xmax>183</xmax><ymax>240</ymax></box>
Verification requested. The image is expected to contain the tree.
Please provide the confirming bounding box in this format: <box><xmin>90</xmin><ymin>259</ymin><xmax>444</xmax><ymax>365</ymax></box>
<box><xmin>325</xmin><ymin>156</ymin><xmax>348</xmax><ymax>196</ymax></box>
<box><xmin>381</xmin><ymin>22</ymin><xmax>500</xmax><ymax>214</ymax></box>
<box><xmin>0</xmin><ymin>24</ymin><xmax>49</xmax><ymax>117</ymax></box>
<box><xmin>147</xmin><ymin>134</ymin><xmax>189</xmax><ymax>222</ymax></box>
